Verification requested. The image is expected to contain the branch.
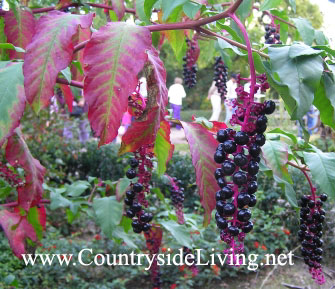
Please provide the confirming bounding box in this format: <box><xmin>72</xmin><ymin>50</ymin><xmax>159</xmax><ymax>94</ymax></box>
<box><xmin>74</xmin><ymin>40</ymin><xmax>89</xmax><ymax>54</ymax></box>
<box><xmin>287</xmin><ymin>161</ymin><xmax>310</xmax><ymax>171</ymax></box>
<box><xmin>1</xmin><ymin>199</ymin><xmax>50</xmax><ymax>208</ymax></box>
<box><xmin>56</xmin><ymin>78</ymin><xmax>84</xmax><ymax>89</ymax></box>
<box><xmin>198</xmin><ymin>27</ymin><xmax>269</xmax><ymax>59</ymax></box>
<box><xmin>146</xmin><ymin>0</ymin><xmax>243</xmax><ymax>32</ymax></box>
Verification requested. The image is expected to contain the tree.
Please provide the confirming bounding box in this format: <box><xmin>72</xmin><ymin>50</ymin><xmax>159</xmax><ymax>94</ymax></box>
<box><xmin>0</xmin><ymin>0</ymin><xmax>334</xmax><ymax>287</ymax></box>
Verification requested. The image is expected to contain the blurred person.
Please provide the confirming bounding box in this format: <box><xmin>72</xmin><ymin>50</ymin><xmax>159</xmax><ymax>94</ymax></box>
<box><xmin>207</xmin><ymin>81</ymin><xmax>222</xmax><ymax>121</ymax></box>
<box><xmin>224</xmin><ymin>74</ymin><xmax>237</xmax><ymax>124</ymax></box>
<box><xmin>168</xmin><ymin>77</ymin><xmax>186</xmax><ymax>130</ymax></box>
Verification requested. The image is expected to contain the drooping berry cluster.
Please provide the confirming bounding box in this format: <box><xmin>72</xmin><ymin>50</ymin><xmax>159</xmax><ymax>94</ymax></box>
<box><xmin>264</xmin><ymin>24</ymin><xmax>282</xmax><ymax>44</ymax></box>
<box><xmin>128</xmin><ymin>82</ymin><xmax>147</xmax><ymax>118</ymax></box>
<box><xmin>125</xmin><ymin>144</ymin><xmax>155</xmax><ymax>234</ymax></box>
<box><xmin>144</xmin><ymin>226</ymin><xmax>163</xmax><ymax>289</ymax></box>
<box><xmin>213</xmin><ymin>56</ymin><xmax>228</xmax><ymax>99</ymax></box>
<box><xmin>182</xmin><ymin>36</ymin><xmax>199</xmax><ymax>89</ymax></box>
<box><xmin>182</xmin><ymin>247</ymin><xmax>199</xmax><ymax>276</ymax></box>
<box><xmin>213</xmin><ymin>74</ymin><xmax>275</xmax><ymax>258</ymax></box>
<box><xmin>167</xmin><ymin>176</ymin><xmax>185</xmax><ymax>224</ymax></box>
<box><xmin>298</xmin><ymin>193</ymin><xmax>328</xmax><ymax>284</ymax></box>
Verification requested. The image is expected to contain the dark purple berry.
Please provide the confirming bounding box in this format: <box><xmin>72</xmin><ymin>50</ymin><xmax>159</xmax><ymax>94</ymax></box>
<box><xmin>233</xmin><ymin>171</ymin><xmax>247</xmax><ymax>186</ymax></box>
<box><xmin>247</xmin><ymin>181</ymin><xmax>258</xmax><ymax>194</ymax></box>
<box><xmin>249</xmin><ymin>195</ymin><xmax>257</xmax><ymax>207</ymax></box>
<box><xmin>126</xmin><ymin>209</ymin><xmax>135</xmax><ymax>218</ymax></box>
<box><xmin>222</xmin><ymin>186</ymin><xmax>234</xmax><ymax>199</ymax></box>
<box><xmin>237</xmin><ymin>193</ymin><xmax>251</xmax><ymax>208</ymax></box>
<box><xmin>217</xmin><ymin>217</ymin><xmax>228</xmax><ymax>229</ymax></box>
<box><xmin>237</xmin><ymin>208</ymin><xmax>251</xmax><ymax>222</ymax></box>
<box><xmin>142</xmin><ymin>223</ymin><xmax>151</xmax><ymax>232</ymax></box>
<box><xmin>242</xmin><ymin>221</ymin><xmax>253</xmax><ymax>233</ymax></box>
<box><xmin>133</xmin><ymin>183</ymin><xmax>143</xmax><ymax>193</ymax></box>
<box><xmin>126</xmin><ymin>190</ymin><xmax>135</xmax><ymax>199</ymax></box>
<box><xmin>256</xmin><ymin>115</ymin><xmax>268</xmax><ymax>127</ymax></box>
<box><xmin>255</xmin><ymin>134</ymin><xmax>266</xmax><ymax>146</ymax></box>
<box><xmin>216</xmin><ymin>200</ymin><xmax>225</xmax><ymax>214</ymax></box>
<box><xmin>126</xmin><ymin>168</ymin><xmax>137</xmax><ymax>179</ymax></box>
<box><xmin>131</xmin><ymin>202</ymin><xmax>142</xmax><ymax>213</ymax></box>
<box><xmin>217</xmin><ymin>129</ymin><xmax>229</xmax><ymax>143</ymax></box>
<box><xmin>223</xmin><ymin>140</ymin><xmax>237</xmax><ymax>154</ymax></box>
<box><xmin>222</xmin><ymin>160</ymin><xmax>236</xmax><ymax>175</ymax></box>
<box><xmin>320</xmin><ymin>194</ymin><xmax>328</xmax><ymax>202</ymax></box>
<box><xmin>214</xmin><ymin>150</ymin><xmax>226</xmax><ymax>164</ymax></box>
<box><xmin>217</xmin><ymin>177</ymin><xmax>226</xmax><ymax>188</ymax></box>
<box><xmin>228</xmin><ymin>225</ymin><xmax>239</xmax><ymax>236</ymax></box>
<box><xmin>215</xmin><ymin>168</ymin><xmax>224</xmax><ymax>180</ymax></box>
<box><xmin>223</xmin><ymin>202</ymin><xmax>235</xmax><ymax>216</ymax></box>
<box><xmin>130</xmin><ymin>158</ymin><xmax>139</xmax><ymax>168</ymax></box>
<box><xmin>234</xmin><ymin>153</ymin><xmax>248</xmax><ymax>167</ymax></box>
<box><xmin>234</xmin><ymin>131</ymin><xmax>249</xmax><ymax>145</ymax></box>
<box><xmin>263</xmin><ymin>100</ymin><xmax>276</xmax><ymax>114</ymax></box>
<box><xmin>247</xmin><ymin>160</ymin><xmax>259</xmax><ymax>175</ymax></box>
<box><xmin>124</xmin><ymin>198</ymin><xmax>133</xmax><ymax>206</ymax></box>
<box><xmin>249</xmin><ymin>143</ymin><xmax>261</xmax><ymax>158</ymax></box>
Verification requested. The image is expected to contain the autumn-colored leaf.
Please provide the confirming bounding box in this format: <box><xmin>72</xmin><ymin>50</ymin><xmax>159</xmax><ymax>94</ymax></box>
<box><xmin>59</xmin><ymin>84</ymin><xmax>74</xmax><ymax>113</ymax></box>
<box><xmin>111</xmin><ymin>0</ymin><xmax>126</xmax><ymax>21</ymax></box>
<box><xmin>6</xmin><ymin>129</ymin><xmax>46</xmax><ymax>211</ymax></box>
<box><xmin>0</xmin><ymin>206</ymin><xmax>45</xmax><ymax>258</ymax></box>
<box><xmin>209</xmin><ymin>121</ymin><xmax>228</xmax><ymax>133</ymax></box>
<box><xmin>144</xmin><ymin>225</ymin><xmax>163</xmax><ymax>252</ymax></box>
<box><xmin>83</xmin><ymin>22</ymin><xmax>152</xmax><ymax>146</ymax></box>
<box><xmin>154</xmin><ymin>120</ymin><xmax>174</xmax><ymax>176</ymax></box>
<box><xmin>181</xmin><ymin>122</ymin><xmax>220</xmax><ymax>226</ymax></box>
<box><xmin>71</xmin><ymin>27</ymin><xmax>91</xmax><ymax>82</ymax></box>
<box><xmin>0</xmin><ymin>62</ymin><xmax>26</xmax><ymax>147</ymax></box>
<box><xmin>23</xmin><ymin>11</ymin><xmax>94</xmax><ymax>113</ymax></box>
<box><xmin>4</xmin><ymin>8</ymin><xmax>35</xmax><ymax>60</ymax></box>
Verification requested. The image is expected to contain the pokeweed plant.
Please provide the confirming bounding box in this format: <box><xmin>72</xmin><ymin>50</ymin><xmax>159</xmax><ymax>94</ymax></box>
<box><xmin>0</xmin><ymin>0</ymin><xmax>335</xmax><ymax>286</ymax></box>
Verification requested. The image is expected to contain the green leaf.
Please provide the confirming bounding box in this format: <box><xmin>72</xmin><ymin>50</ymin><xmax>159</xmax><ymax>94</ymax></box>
<box><xmin>136</xmin><ymin>0</ymin><xmax>151</xmax><ymax>23</ymax></box>
<box><xmin>313</xmin><ymin>73</ymin><xmax>335</xmax><ymax>129</ymax></box>
<box><xmin>160</xmin><ymin>220</ymin><xmax>192</xmax><ymax>247</ymax></box>
<box><xmin>113</xmin><ymin>227</ymin><xmax>138</xmax><ymax>249</ymax></box>
<box><xmin>50</xmin><ymin>189</ymin><xmax>72</xmax><ymax>210</ymax></box>
<box><xmin>27</xmin><ymin>206</ymin><xmax>44</xmax><ymax>240</ymax></box>
<box><xmin>252</xmin><ymin>52</ymin><xmax>266</xmax><ymax>74</ymax></box>
<box><xmin>273</xmin><ymin>175</ymin><xmax>298</xmax><ymax>207</ymax></box>
<box><xmin>262</xmin><ymin>140</ymin><xmax>291</xmax><ymax>182</ymax></box>
<box><xmin>0</xmin><ymin>43</ymin><xmax>25</xmax><ymax>53</ymax></box>
<box><xmin>236</xmin><ymin>0</ymin><xmax>252</xmax><ymax>21</ymax></box>
<box><xmin>144</xmin><ymin>0</ymin><xmax>159</xmax><ymax>18</ymax></box>
<box><xmin>289</xmin><ymin>0</ymin><xmax>296</xmax><ymax>13</ymax></box>
<box><xmin>115</xmin><ymin>178</ymin><xmax>131</xmax><ymax>201</ymax></box>
<box><xmin>162</xmin><ymin>0</ymin><xmax>188</xmax><ymax>21</ymax></box>
<box><xmin>291</xmin><ymin>18</ymin><xmax>315</xmax><ymax>46</ymax></box>
<box><xmin>260</xmin><ymin>0</ymin><xmax>282</xmax><ymax>11</ymax></box>
<box><xmin>267</xmin><ymin>128</ymin><xmax>297</xmax><ymax>145</ymax></box>
<box><xmin>60</xmin><ymin>67</ymin><xmax>71</xmax><ymax>83</ymax></box>
<box><xmin>151</xmin><ymin>187</ymin><xmax>165</xmax><ymax>201</ymax></box>
<box><xmin>217</xmin><ymin>38</ymin><xmax>246</xmax><ymax>56</ymax></box>
<box><xmin>93</xmin><ymin>196</ymin><xmax>123</xmax><ymax>238</ymax></box>
<box><xmin>267</xmin><ymin>45</ymin><xmax>323</xmax><ymax>119</ymax></box>
<box><xmin>183</xmin><ymin>1</ymin><xmax>202</xmax><ymax>19</ymax></box>
<box><xmin>66</xmin><ymin>180</ymin><xmax>90</xmax><ymax>197</ymax></box>
<box><xmin>314</xmin><ymin>30</ymin><xmax>328</xmax><ymax>46</ymax></box>
<box><xmin>72</xmin><ymin>60</ymin><xmax>84</xmax><ymax>76</ymax></box>
<box><xmin>303</xmin><ymin>149</ymin><xmax>335</xmax><ymax>199</ymax></box>
<box><xmin>216</xmin><ymin>22</ymin><xmax>243</xmax><ymax>43</ymax></box>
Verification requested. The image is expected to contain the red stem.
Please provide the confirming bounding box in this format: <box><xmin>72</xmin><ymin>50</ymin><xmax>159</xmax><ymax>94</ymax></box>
<box><xmin>56</xmin><ymin>77</ymin><xmax>84</xmax><ymax>88</ymax></box>
<box><xmin>301</xmin><ymin>169</ymin><xmax>316</xmax><ymax>202</ymax></box>
<box><xmin>1</xmin><ymin>199</ymin><xmax>50</xmax><ymax>208</ymax></box>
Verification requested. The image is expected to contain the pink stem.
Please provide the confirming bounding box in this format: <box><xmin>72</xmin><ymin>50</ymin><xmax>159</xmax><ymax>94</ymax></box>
<box><xmin>1</xmin><ymin>199</ymin><xmax>50</xmax><ymax>208</ymax></box>
<box><xmin>301</xmin><ymin>169</ymin><xmax>316</xmax><ymax>202</ymax></box>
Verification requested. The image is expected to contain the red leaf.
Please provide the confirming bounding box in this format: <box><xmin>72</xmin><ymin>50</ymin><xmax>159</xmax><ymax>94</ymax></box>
<box><xmin>209</xmin><ymin>121</ymin><xmax>227</xmax><ymax>133</ymax></box>
<box><xmin>59</xmin><ymin>84</ymin><xmax>74</xmax><ymax>113</ymax></box>
<box><xmin>4</xmin><ymin>9</ymin><xmax>35</xmax><ymax>60</ymax></box>
<box><xmin>71</xmin><ymin>27</ymin><xmax>91</xmax><ymax>82</ymax></box>
<box><xmin>0</xmin><ymin>209</ymin><xmax>38</xmax><ymax>258</ymax></box>
<box><xmin>5</xmin><ymin>129</ymin><xmax>46</xmax><ymax>211</ymax></box>
<box><xmin>181</xmin><ymin>122</ymin><xmax>220</xmax><ymax>226</ymax></box>
<box><xmin>83</xmin><ymin>22</ymin><xmax>152</xmax><ymax>146</ymax></box>
<box><xmin>144</xmin><ymin>225</ymin><xmax>163</xmax><ymax>252</ymax></box>
<box><xmin>118</xmin><ymin>47</ymin><xmax>168</xmax><ymax>154</ymax></box>
<box><xmin>111</xmin><ymin>0</ymin><xmax>126</xmax><ymax>21</ymax></box>
<box><xmin>23</xmin><ymin>11</ymin><xmax>93</xmax><ymax>113</ymax></box>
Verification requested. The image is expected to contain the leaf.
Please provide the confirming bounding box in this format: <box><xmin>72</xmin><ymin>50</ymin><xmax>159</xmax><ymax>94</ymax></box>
<box><xmin>314</xmin><ymin>30</ymin><xmax>328</xmax><ymax>45</ymax></box>
<box><xmin>6</xmin><ymin>129</ymin><xmax>46</xmax><ymax>211</ymax></box>
<box><xmin>60</xmin><ymin>67</ymin><xmax>71</xmax><ymax>83</ymax></box>
<box><xmin>27</xmin><ymin>206</ymin><xmax>46</xmax><ymax>241</ymax></box>
<box><xmin>83</xmin><ymin>22</ymin><xmax>152</xmax><ymax>146</ymax></box>
<box><xmin>289</xmin><ymin>0</ymin><xmax>296</xmax><ymax>13</ymax></box>
<box><xmin>23</xmin><ymin>11</ymin><xmax>93</xmax><ymax>114</ymax></box>
<box><xmin>154</xmin><ymin>120</ymin><xmax>174</xmax><ymax>176</ymax></box>
<box><xmin>4</xmin><ymin>9</ymin><xmax>35</xmax><ymax>59</ymax></box>
<box><xmin>144</xmin><ymin>225</ymin><xmax>163</xmax><ymax>250</ymax></box>
<box><xmin>313</xmin><ymin>73</ymin><xmax>335</xmax><ymax>129</ymax></box>
<box><xmin>160</xmin><ymin>220</ymin><xmax>192</xmax><ymax>248</ymax></box>
<box><xmin>113</xmin><ymin>227</ymin><xmax>138</xmax><ymax>248</ymax></box>
<box><xmin>111</xmin><ymin>0</ymin><xmax>126</xmax><ymax>21</ymax></box>
<box><xmin>49</xmin><ymin>189</ymin><xmax>72</xmax><ymax>210</ymax></box>
<box><xmin>0</xmin><ymin>43</ymin><xmax>25</xmax><ymax>53</ymax></box>
<box><xmin>259</xmin><ymin>0</ymin><xmax>282</xmax><ymax>11</ymax></box>
<box><xmin>267</xmin><ymin>45</ymin><xmax>323</xmax><ymax>119</ymax></box>
<box><xmin>261</xmin><ymin>140</ymin><xmax>291</xmax><ymax>182</ymax></box>
<box><xmin>59</xmin><ymin>84</ymin><xmax>74</xmax><ymax>113</ymax></box>
<box><xmin>304</xmin><ymin>149</ymin><xmax>335</xmax><ymax>199</ymax></box>
<box><xmin>136</xmin><ymin>0</ymin><xmax>151</xmax><ymax>23</ymax></box>
<box><xmin>236</xmin><ymin>0</ymin><xmax>252</xmax><ymax>21</ymax></box>
<box><xmin>0</xmin><ymin>209</ymin><xmax>39</xmax><ymax>258</ymax></box>
<box><xmin>273</xmin><ymin>175</ymin><xmax>298</xmax><ymax>207</ymax></box>
<box><xmin>181</xmin><ymin>122</ymin><xmax>220</xmax><ymax>226</ymax></box>
<box><xmin>66</xmin><ymin>180</ymin><xmax>90</xmax><ymax>197</ymax></box>
<box><xmin>267</xmin><ymin>128</ymin><xmax>297</xmax><ymax>145</ymax></box>
<box><xmin>115</xmin><ymin>178</ymin><xmax>131</xmax><ymax>201</ymax></box>
<box><xmin>217</xmin><ymin>38</ymin><xmax>245</xmax><ymax>56</ymax></box>
<box><xmin>144</xmin><ymin>0</ymin><xmax>159</xmax><ymax>18</ymax></box>
<box><xmin>0</xmin><ymin>62</ymin><xmax>26</xmax><ymax>147</ymax></box>
<box><xmin>291</xmin><ymin>18</ymin><xmax>315</xmax><ymax>46</ymax></box>
<box><xmin>162</xmin><ymin>0</ymin><xmax>188</xmax><ymax>21</ymax></box>
<box><xmin>93</xmin><ymin>196</ymin><xmax>123</xmax><ymax>238</ymax></box>
<box><xmin>119</xmin><ymin>47</ymin><xmax>168</xmax><ymax>154</ymax></box>
<box><xmin>183</xmin><ymin>1</ymin><xmax>202</xmax><ymax>19</ymax></box>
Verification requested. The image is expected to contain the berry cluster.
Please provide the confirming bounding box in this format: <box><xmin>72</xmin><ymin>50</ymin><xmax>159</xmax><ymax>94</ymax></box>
<box><xmin>213</xmin><ymin>74</ymin><xmax>275</xmax><ymax>257</ymax></box>
<box><xmin>264</xmin><ymin>24</ymin><xmax>282</xmax><ymax>44</ymax></box>
<box><xmin>128</xmin><ymin>82</ymin><xmax>146</xmax><ymax>118</ymax></box>
<box><xmin>182</xmin><ymin>36</ymin><xmax>199</xmax><ymax>89</ymax></box>
<box><xmin>299</xmin><ymin>193</ymin><xmax>327</xmax><ymax>284</ymax></box>
<box><xmin>213</xmin><ymin>56</ymin><xmax>228</xmax><ymax>99</ymax></box>
<box><xmin>144</xmin><ymin>227</ymin><xmax>163</xmax><ymax>289</ymax></box>
<box><xmin>125</xmin><ymin>144</ymin><xmax>155</xmax><ymax>234</ymax></box>
<box><xmin>167</xmin><ymin>176</ymin><xmax>185</xmax><ymax>224</ymax></box>
<box><xmin>183</xmin><ymin>247</ymin><xmax>199</xmax><ymax>276</ymax></box>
